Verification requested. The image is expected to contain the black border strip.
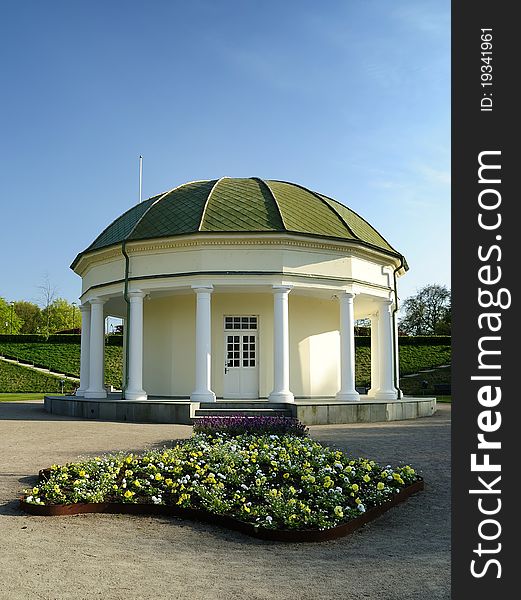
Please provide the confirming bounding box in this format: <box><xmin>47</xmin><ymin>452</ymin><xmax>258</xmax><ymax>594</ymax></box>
<box><xmin>19</xmin><ymin>480</ymin><xmax>423</xmax><ymax>543</ymax></box>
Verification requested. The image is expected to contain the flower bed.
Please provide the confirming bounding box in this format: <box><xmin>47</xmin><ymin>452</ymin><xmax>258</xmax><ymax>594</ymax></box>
<box><xmin>193</xmin><ymin>415</ymin><xmax>308</xmax><ymax>437</ymax></box>
<box><xmin>20</xmin><ymin>432</ymin><xmax>422</xmax><ymax>540</ymax></box>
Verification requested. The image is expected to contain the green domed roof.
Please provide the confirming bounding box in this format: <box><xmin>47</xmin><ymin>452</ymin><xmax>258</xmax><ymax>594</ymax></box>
<box><xmin>73</xmin><ymin>177</ymin><xmax>405</xmax><ymax>267</ymax></box>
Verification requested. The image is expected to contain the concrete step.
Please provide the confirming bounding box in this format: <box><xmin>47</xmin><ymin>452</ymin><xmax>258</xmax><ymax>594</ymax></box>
<box><xmin>194</xmin><ymin>408</ymin><xmax>292</xmax><ymax>418</ymax></box>
<box><xmin>199</xmin><ymin>401</ymin><xmax>289</xmax><ymax>410</ymax></box>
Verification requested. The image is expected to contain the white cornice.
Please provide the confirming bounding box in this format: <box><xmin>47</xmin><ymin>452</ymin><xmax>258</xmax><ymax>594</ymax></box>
<box><xmin>74</xmin><ymin>233</ymin><xmax>404</xmax><ymax>276</ymax></box>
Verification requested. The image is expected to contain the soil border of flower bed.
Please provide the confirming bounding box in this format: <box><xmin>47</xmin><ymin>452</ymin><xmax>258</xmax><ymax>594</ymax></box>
<box><xmin>19</xmin><ymin>479</ymin><xmax>424</xmax><ymax>542</ymax></box>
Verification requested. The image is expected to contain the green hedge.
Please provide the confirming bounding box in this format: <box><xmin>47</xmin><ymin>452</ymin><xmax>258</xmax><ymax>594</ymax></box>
<box><xmin>355</xmin><ymin>336</ymin><xmax>451</xmax><ymax>347</ymax></box>
<box><xmin>0</xmin><ymin>361</ymin><xmax>77</xmax><ymax>394</ymax></box>
<box><xmin>355</xmin><ymin>344</ymin><xmax>451</xmax><ymax>387</ymax></box>
<box><xmin>0</xmin><ymin>343</ymin><xmax>123</xmax><ymax>388</ymax></box>
<box><xmin>0</xmin><ymin>334</ymin><xmax>123</xmax><ymax>346</ymax></box>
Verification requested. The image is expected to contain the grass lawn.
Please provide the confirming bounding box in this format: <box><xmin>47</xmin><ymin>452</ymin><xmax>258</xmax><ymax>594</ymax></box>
<box><xmin>0</xmin><ymin>393</ymin><xmax>48</xmax><ymax>402</ymax></box>
<box><xmin>435</xmin><ymin>396</ymin><xmax>452</xmax><ymax>403</ymax></box>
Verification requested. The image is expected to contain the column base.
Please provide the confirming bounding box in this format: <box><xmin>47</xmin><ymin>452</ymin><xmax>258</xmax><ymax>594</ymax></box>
<box><xmin>336</xmin><ymin>391</ymin><xmax>360</xmax><ymax>402</ymax></box>
<box><xmin>268</xmin><ymin>391</ymin><xmax>295</xmax><ymax>403</ymax></box>
<box><xmin>190</xmin><ymin>391</ymin><xmax>216</xmax><ymax>402</ymax></box>
<box><xmin>84</xmin><ymin>389</ymin><xmax>107</xmax><ymax>399</ymax></box>
<box><xmin>367</xmin><ymin>388</ymin><xmax>377</xmax><ymax>397</ymax></box>
<box><xmin>75</xmin><ymin>388</ymin><xmax>87</xmax><ymax>398</ymax></box>
<box><xmin>374</xmin><ymin>390</ymin><xmax>398</xmax><ymax>401</ymax></box>
<box><xmin>125</xmin><ymin>389</ymin><xmax>148</xmax><ymax>401</ymax></box>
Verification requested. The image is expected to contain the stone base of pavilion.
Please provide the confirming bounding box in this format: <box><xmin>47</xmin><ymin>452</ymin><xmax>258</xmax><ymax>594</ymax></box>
<box><xmin>44</xmin><ymin>394</ymin><xmax>436</xmax><ymax>426</ymax></box>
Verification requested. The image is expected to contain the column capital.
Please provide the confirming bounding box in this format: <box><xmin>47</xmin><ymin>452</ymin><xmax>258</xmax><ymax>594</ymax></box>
<box><xmin>339</xmin><ymin>291</ymin><xmax>356</xmax><ymax>301</ymax></box>
<box><xmin>89</xmin><ymin>297</ymin><xmax>106</xmax><ymax>306</ymax></box>
<box><xmin>272</xmin><ymin>285</ymin><xmax>293</xmax><ymax>294</ymax></box>
<box><xmin>191</xmin><ymin>284</ymin><xmax>214</xmax><ymax>293</ymax></box>
<box><xmin>79</xmin><ymin>303</ymin><xmax>90</xmax><ymax>313</ymax></box>
<box><xmin>377</xmin><ymin>298</ymin><xmax>393</xmax><ymax>307</ymax></box>
<box><xmin>128</xmin><ymin>290</ymin><xmax>146</xmax><ymax>301</ymax></box>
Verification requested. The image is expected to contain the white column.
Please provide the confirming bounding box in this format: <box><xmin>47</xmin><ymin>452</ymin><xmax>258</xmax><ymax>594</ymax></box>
<box><xmin>85</xmin><ymin>298</ymin><xmax>107</xmax><ymax>398</ymax></box>
<box><xmin>374</xmin><ymin>299</ymin><xmax>398</xmax><ymax>400</ymax></box>
<box><xmin>121</xmin><ymin>316</ymin><xmax>127</xmax><ymax>387</ymax></box>
<box><xmin>336</xmin><ymin>292</ymin><xmax>359</xmax><ymax>401</ymax></box>
<box><xmin>76</xmin><ymin>303</ymin><xmax>91</xmax><ymax>397</ymax></box>
<box><xmin>367</xmin><ymin>312</ymin><xmax>380</xmax><ymax>397</ymax></box>
<box><xmin>125</xmin><ymin>291</ymin><xmax>147</xmax><ymax>401</ymax></box>
<box><xmin>190</xmin><ymin>285</ymin><xmax>216</xmax><ymax>402</ymax></box>
<box><xmin>269</xmin><ymin>285</ymin><xmax>294</xmax><ymax>403</ymax></box>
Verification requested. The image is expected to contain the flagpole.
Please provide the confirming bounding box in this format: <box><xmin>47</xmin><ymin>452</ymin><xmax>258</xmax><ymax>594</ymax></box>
<box><xmin>139</xmin><ymin>155</ymin><xmax>143</xmax><ymax>203</ymax></box>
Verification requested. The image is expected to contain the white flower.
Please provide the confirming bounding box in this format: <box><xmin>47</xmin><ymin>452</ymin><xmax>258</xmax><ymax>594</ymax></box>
<box><xmin>266</xmin><ymin>516</ymin><xmax>273</xmax><ymax>523</ymax></box>
<box><xmin>240</xmin><ymin>483</ymin><xmax>248</xmax><ymax>490</ymax></box>
<box><xmin>358</xmin><ymin>504</ymin><xmax>366</xmax><ymax>513</ymax></box>
<box><xmin>26</xmin><ymin>496</ymin><xmax>33</xmax><ymax>503</ymax></box>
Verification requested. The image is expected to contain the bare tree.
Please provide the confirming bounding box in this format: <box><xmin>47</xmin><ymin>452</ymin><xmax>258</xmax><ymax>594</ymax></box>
<box><xmin>38</xmin><ymin>274</ymin><xmax>58</xmax><ymax>336</ymax></box>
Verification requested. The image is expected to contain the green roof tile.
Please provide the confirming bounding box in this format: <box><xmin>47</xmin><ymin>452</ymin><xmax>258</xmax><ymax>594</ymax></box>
<box><xmin>72</xmin><ymin>177</ymin><xmax>405</xmax><ymax>269</ymax></box>
<box><xmin>200</xmin><ymin>178</ymin><xmax>284</xmax><ymax>232</ymax></box>
<box><xmin>129</xmin><ymin>180</ymin><xmax>217</xmax><ymax>241</ymax></box>
<box><xmin>266</xmin><ymin>180</ymin><xmax>354</xmax><ymax>239</ymax></box>
<box><xmin>318</xmin><ymin>194</ymin><xmax>396</xmax><ymax>253</ymax></box>
<box><xmin>87</xmin><ymin>195</ymin><xmax>159</xmax><ymax>252</ymax></box>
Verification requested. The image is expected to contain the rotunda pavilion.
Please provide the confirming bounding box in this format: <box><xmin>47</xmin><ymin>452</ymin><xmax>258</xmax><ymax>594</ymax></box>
<box><xmin>70</xmin><ymin>177</ymin><xmax>409</xmax><ymax>410</ymax></box>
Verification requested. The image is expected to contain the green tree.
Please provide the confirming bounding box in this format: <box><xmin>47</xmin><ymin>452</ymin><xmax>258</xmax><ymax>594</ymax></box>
<box><xmin>0</xmin><ymin>297</ymin><xmax>23</xmax><ymax>334</ymax></box>
<box><xmin>399</xmin><ymin>284</ymin><xmax>451</xmax><ymax>336</ymax></box>
<box><xmin>13</xmin><ymin>300</ymin><xmax>42</xmax><ymax>333</ymax></box>
<box><xmin>41</xmin><ymin>298</ymin><xmax>79</xmax><ymax>334</ymax></box>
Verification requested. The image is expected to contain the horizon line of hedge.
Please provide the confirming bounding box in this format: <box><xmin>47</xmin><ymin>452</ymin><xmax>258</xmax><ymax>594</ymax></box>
<box><xmin>0</xmin><ymin>334</ymin><xmax>451</xmax><ymax>347</ymax></box>
<box><xmin>0</xmin><ymin>334</ymin><xmax>124</xmax><ymax>345</ymax></box>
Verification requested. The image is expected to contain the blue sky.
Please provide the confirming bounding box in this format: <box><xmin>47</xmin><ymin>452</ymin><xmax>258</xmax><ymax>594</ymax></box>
<box><xmin>0</xmin><ymin>0</ymin><xmax>450</xmax><ymax>307</ymax></box>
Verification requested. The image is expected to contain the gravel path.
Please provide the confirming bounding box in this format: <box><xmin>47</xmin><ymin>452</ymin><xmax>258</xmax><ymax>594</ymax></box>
<box><xmin>0</xmin><ymin>401</ymin><xmax>450</xmax><ymax>600</ymax></box>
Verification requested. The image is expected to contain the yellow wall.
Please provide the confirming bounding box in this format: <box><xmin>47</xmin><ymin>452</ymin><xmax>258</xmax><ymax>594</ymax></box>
<box><xmin>289</xmin><ymin>295</ymin><xmax>340</xmax><ymax>397</ymax></box>
<box><xmin>143</xmin><ymin>295</ymin><xmax>195</xmax><ymax>397</ymax></box>
<box><xmin>142</xmin><ymin>292</ymin><xmax>341</xmax><ymax>398</ymax></box>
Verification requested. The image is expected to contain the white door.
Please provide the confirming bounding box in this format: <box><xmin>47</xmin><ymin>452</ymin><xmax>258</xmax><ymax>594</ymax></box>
<box><xmin>223</xmin><ymin>316</ymin><xmax>259</xmax><ymax>399</ymax></box>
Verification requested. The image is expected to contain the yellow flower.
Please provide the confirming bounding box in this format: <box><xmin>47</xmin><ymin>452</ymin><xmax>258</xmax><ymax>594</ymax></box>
<box><xmin>133</xmin><ymin>480</ymin><xmax>141</xmax><ymax>488</ymax></box>
<box><xmin>243</xmin><ymin>504</ymin><xmax>251</xmax><ymax>513</ymax></box>
<box><xmin>165</xmin><ymin>478</ymin><xmax>173</xmax><ymax>487</ymax></box>
<box><xmin>125</xmin><ymin>456</ymin><xmax>133</xmax><ymax>464</ymax></box>
<box><xmin>363</xmin><ymin>474</ymin><xmax>371</xmax><ymax>483</ymax></box>
<box><xmin>377</xmin><ymin>482</ymin><xmax>385</xmax><ymax>491</ymax></box>
<box><xmin>32</xmin><ymin>487</ymin><xmax>39</xmax><ymax>495</ymax></box>
<box><xmin>78</xmin><ymin>470</ymin><xmax>86</xmax><ymax>477</ymax></box>
<box><xmin>334</xmin><ymin>506</ymin><xmax>343</xmax><ymax>518</ymax></box>
<box><xmin>283</xmin><ymin>473</ymin><xmax>290</xmax><ymax>479</ymax></box>
<box><xmin>351</xmin><ymin>483</ymin><xmax>359</xmax><ymax>492</ymax></box>
<box><xmin>124</xmin><ymin>490</ymin><xmax>134</xmax><ymax>498</ymax></box>
<box><xmin>53</xmin><ymin>484</ymin><xmax>60</xmax><ymax>493</ymax></box>
<box><xmin>355</xmin><ymin>497</ymin><xmax>361</xmax><ymax>505</ymax></box>
<box><xmin>154</xmin><ymin>473</ymin><xmax>163</xmax><ymax>481</ymax></box>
